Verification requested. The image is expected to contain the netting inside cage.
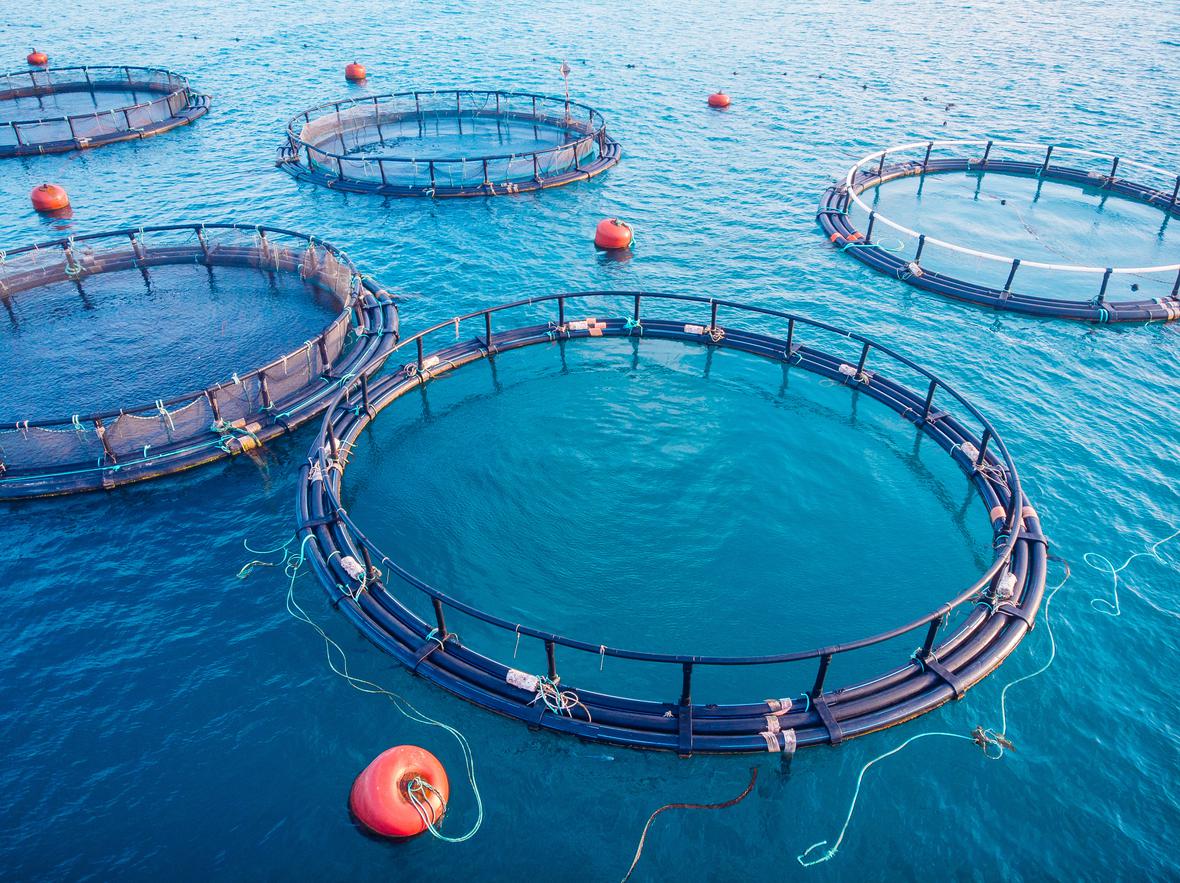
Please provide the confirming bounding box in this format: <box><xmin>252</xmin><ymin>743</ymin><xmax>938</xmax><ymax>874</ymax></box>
<box><xmin>818</xmin><ymin>139</ymin><xmax>1180</xmax><ymax>322</ymax></box>
<box><xmin>282</xmin><ymin>90</ymin><xmax>619</xmax><ymax>195</ymax></box>
<box><xmin>0</xmin><ymin>66</ymin><xmax>208</xmax><ymax>155</ymax></box>
<box><xmin>0</xmin><ymin>225</ymin><xmax>388</xmax><ymax>497</ymax></box>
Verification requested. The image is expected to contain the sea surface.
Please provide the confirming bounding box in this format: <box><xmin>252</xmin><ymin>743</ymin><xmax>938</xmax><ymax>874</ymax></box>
<box><xmin>1</xmin><ymin>1</ymin><xmax>1178</xmax><ymax>880</ymax></box>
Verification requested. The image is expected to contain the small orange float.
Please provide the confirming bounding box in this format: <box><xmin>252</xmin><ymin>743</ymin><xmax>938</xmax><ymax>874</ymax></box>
<box><xmin>31</xmin><ymin>183</ymin><xmax>70</xmax><ymax>213</ymax></box>
<box><xmin>345</xmin><ymin>61</ymin><xmax>367</xmax><ymax>82</ymax></box>
<box><xmin>594</xmin><ymin>217</ymin><xmax>634</xmax><ymax>250</ymax></box>
<box><xmin>27</xmin><ymin>50</ymin><xmax>48</xmax><ymax>66</ymax></box>
<box><xmin>707</xmin><ymin>91</ymin><xmax>731</xmax><ymax>108</ymax></box>
<box><xmin>350</xmin><ymin>745</ymin><xmax>449</xmax><ymax>838</ymax></box>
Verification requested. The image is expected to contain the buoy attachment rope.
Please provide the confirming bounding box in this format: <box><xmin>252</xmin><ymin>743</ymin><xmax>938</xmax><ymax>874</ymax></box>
<box><xmin>620</xmin><ymin>767</ymin><xmax>758</xmax><ymax>883</ymax></box>
<box><xmin>796</xmin><ymin>554</ymin><xmax>1072</xmax><ymax>867</ymax></box>
<box><xmin>239</xmin><ymin>534</ymin><xmax>485</xmax><ymax>843</ymax></box>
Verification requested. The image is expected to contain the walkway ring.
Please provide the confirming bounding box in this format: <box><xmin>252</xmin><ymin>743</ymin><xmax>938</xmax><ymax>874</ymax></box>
<box><xmin>818</xmin><ymin>139</ymin><xmax>1180</xmax><ymax>322</ymax></box>
<box><xmin>0</xmin><ymin>224</ymin><xmax>399</xmax><ymax>500</ymax></box>
<box><xmin>0</xmin><ymin>65</ymin><xmax>210</xmax><ymax>157</ymax></box>
<box><xmin>278</xmin><ymin>89</ymin><xmax>621</xmax><ymax>197</ymax></box>
<box><xmin>296</xmin><ymin>291</ymin><xmax>1048</xmax><ymax>756</ymax></box>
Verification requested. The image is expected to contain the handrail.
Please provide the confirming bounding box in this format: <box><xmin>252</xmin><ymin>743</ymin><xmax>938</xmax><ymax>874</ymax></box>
<box><xmin>307</xmin><ymin>291</ymin><xmax>1024</xmax><ymax>671</ymax></box>
<box><xmin>0</xmin><ymin>65</ymin><xmax>197</xmax><ymax>131</ymax></box>
<box><xmin>843</xmin><ymin>139</ymin><xmax>1180</xmax><ymax>275</ymax></box>
<box><xmin>0</xmin><ymin>223</ymin><xmax>372</xmax><ymax>427</ymax></box>
<box><xmin>286</xmin><ymin>88</ymin><xmax>607</xmax><ymax>168</ymax></box>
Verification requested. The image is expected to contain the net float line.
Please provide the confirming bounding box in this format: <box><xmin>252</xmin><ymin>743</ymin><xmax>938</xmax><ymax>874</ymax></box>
<box><xmin>295</xmin><ymin>291</ymin><xmax>1047</xmax><ymax>757</ymax></box>
<box><xmin>818</xmin><ymin>139</ymin><xmax>1180</xmax><ymax>323</ymax></box>
<box><xmin>0</xmin><ymin>223</ymin><xmax>399</xmax><ymax>500</ymax></box>
<box><xmin>277</xmin><ymin>88</ymin><xmax>621</xmax><ymax>198</ymax></box>
<box><xmin>0</xmin><ymin>65</ymin><xmax>210</xmax><ymax>157</ymax></box>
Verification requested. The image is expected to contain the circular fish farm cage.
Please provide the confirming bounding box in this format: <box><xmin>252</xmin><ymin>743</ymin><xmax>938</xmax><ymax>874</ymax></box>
<box><xmin>818</xmin><ymin>139</ymin><xmax>1180</xmax><ymax>323</ymax></box>
<box><xmin>296</xmin><ymin>291</ymin><xmax>1048</xmax><ymax>756</ymax></box>
<box><xmin>277</xmin><ymin>89</ymin><xmax>621</xmax><ymax>197</ymax></box>
<box><xmin>0</xmin><ymin>224</ymin><xmax>398</xmax><ymax>500</ymax></box>
<box><xmin>0</xmin><ymin>66</ymin><xmax>209</xmax><ymax>157</ymax></box>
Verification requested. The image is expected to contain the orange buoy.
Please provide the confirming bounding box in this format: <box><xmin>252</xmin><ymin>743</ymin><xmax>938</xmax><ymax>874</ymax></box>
<box><xmin>594</xmin><ymin>218</ymin><xmax>634</xmax><ymax>250</ymax></box>
<box><xmin>345</xmin><ymin>61</ymin><xmax>367</xmax><ymax>82</ymax></box>
<box><xmin>27</xmin><ymin>50</ymin><xmax>48</xmax><ymax>66</ymax></box>
<box><xmin>31</xmin><ymin>183</ymin><xmax>70</xmax><ymax>213</ymax></box>
<box><xmin>350</xmin><ymin>746</ymin><xmax>449</xmax><ymax>838</ymax></box>
<box><xmin>707</xmin><ymin>91</ymin><xmax>731</xmax><ymax>108</ymax></box>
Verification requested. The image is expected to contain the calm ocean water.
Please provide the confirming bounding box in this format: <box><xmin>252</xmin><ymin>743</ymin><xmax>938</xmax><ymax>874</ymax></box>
<box><xmin>1</xmin><ymin>1</ymin><xmax>1178</xmax><ymax>880</ymax></box>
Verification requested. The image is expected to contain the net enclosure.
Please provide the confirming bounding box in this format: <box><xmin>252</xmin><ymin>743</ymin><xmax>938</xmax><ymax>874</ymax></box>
<box><xmin>0</xmin><ymin>65</ymin><xmax>209</xmax><ymax>157</ymax></box>
<box><xmin>818</xmin><ymin>139</ymin><xmax>1180</xmax><ymax>323</ymax></box>
<box><xmin>278</xmin><ymin>89</ymin><xmax>621</xmax><ymax>197</ymax></box>
<box><xmin>296</xmin><ymin>291</ymin><xmax>1047</xmax><ymax>756</ymax></box>
<box><xmin>0</xmin><ymin>224</ymin><xmax>398</xmax><ymax>501</ymax></box>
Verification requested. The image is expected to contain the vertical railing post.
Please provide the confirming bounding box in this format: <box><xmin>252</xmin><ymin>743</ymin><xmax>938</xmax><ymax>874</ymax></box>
<box><xmin>557</xmin><ymin>296</ymin><xmax>565</xmax><ymax>327</ymax></box>
<box><xmin>921</xmin><ymin>141</ymin><xmax>933</xmax><ymax>174</ymax></box>
<box><xmin>810</xmin><ymin>653</ymin><xmax>833</xmax><ymax>698</ymax></box>
<box><xmin>1003</xmin><ymin>258</ymin><xmax>1021</xmax><ymax>293</ymax></box>
<box><xmin>1097</xmin><ymin>267</ymin><xmax>1112</xmax><ymax>305</ymax></box>
<box><xmin>431</xmin><ymin>598</ymin><xmax>449</xmax><ymax>641</ymax></box>
<box><xmin>785</xmin><ymin>317</ymin><xmax>795</xmax><ymax>356</ymax></box>
<box><xmin>709</xmin><ymin>300</ymin><xmax>718</xmax><ymax>331</ymax></box>
<box><xmin>865</xmin><ymin>211</ymin><xmax>876</xmax><ymax>244</ymax></box>
<box><xmin>484</xmin><ymin>310</ymin><xmax>493</xmax><ymax>347</ymax></box>
<box><xmin>855</xmin><ymin>341</ymin><xmax>870</xmax><ymax>377</ymax></box>
<box><xmin>679</xmin><ymin>663</ymin><xmax>693</xmax><ymax>706</ymax></box>
<box><xmin>1107</xmin><ymin>156</ymin><xmax>1119</xmax><ymax>183</ymax></box>
<box><xmin>922</xmin><ymin>378</ymin><xmax>937</xmax><ymax>421</ymax></box>
<box><xmin>981</xmin><ymin>139</ymin><xmax>993</xmax><ymax>168</ymax></box>
<box><xmin>545</xmin><ymin>640</ymin><xmax>557</xmax><ymax>681</ymax></box>
<box><xmin>975</xmin><ymin>428</ymin><xmax>992</xmax><ymax>467</ymax></box>
<box><xmin>1170</xmin><ymin>175</ymin><xmax>1180</xmax><ymax>210</ymax></box>
<box><xmin>415</xmin><ymin>337</ymin><xmax>424</xmax><ymax>371</ymax></box>
<box><xmin>919</xmin><ymin>619</ymin><xmax>940</xmax><ymax>657</ymax></box>
<box><xmin>360</xmin><ymin>373</ymin><xmax>371</xmax><ymax>414</ymax></box>
<box><xmin>913</xmin><ymin>233</ymin><xmax>926</xmax><ymax>263</ymax></box>
<box><xmin>1040</xmin><ymin>145</ymin><xmax>1054</xmax><ymax>175</ymax></box>
<box><xmin>633</xmin><ymin>293</ymin><xmax>641</xmax><ymax>323</ymax></box>
<box><xmin>875</xmin><ymin>150</ymin><xmax>886</xmax><ymax>178</ymax></box>
<box><xmin>429</xmin><ymin>160</ymin><xmax>436</xmax><ymax>190</ymax></box>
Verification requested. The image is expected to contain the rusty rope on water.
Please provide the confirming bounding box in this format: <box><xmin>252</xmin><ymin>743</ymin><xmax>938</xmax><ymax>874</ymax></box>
<box><xmin>620</xmin><ymin>767</ymin><xmax>758</xmax><ymax>882</ymax></box>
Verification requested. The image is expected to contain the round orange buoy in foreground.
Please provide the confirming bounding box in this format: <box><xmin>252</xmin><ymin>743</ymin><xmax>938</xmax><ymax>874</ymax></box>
<box><xmin>345</xmin><ymin>61</ymin><xmax>367</xmax><ymax>82</ymax></box>
<box><xmin>27</xmin><ymin>50</ymin><xmax>48</xmax><ymax>66</ymax></box>
<box><xmin>594</xmin><ymin>218</ymin><xmax>634</xmax><ymax>250</ymax></box>
<box><xmin>31</xmin><ymin>183</ymin><xmax>70</xmax><ymax>213</ymax></box>
<box><xmin>707</xmin><ymin>91</ymin><xmax>731</xmax><ymax>108</ymax></box>
<box><xmin>350</xmin><ymin>745</ymin><xmax>449</xmax><ymax>838</ymax></box>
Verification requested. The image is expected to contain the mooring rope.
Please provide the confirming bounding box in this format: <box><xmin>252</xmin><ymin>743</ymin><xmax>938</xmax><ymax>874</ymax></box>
<box><xmin>1084</xmin><ymin>527</ymin><xmax>1180</xmax><ymax>619</ymax></box>
<box><xmin>796</xmin><ymin>554</ymin><xmax>1071</xmax><ymax>868</ymax></box>
<box><xmin>620</xmin><ymin>767</ymin><xmax>758</xmax><ymax>883</ymax></box>
<box><xmin>238</xmin><ymin>534</ymin><xmax>484</xmax><ymax>844</ymax></box>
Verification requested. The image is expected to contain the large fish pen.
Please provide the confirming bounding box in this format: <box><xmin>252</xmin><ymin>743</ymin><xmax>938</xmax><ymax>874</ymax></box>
<box><xmin>0</xmin><ymin>65</ymin><xmax>209</xmax><ymax>156</ymax></box>
<box><xmin>278</xmin><ymin>89</ymin><xmax>621</xmax><ymax>197</ymax></box>
<box><xmin>295</xmin><ymin>291</ymin><xmax>1047</xmax><ymax>756</ymax></box>
<box><xmin>0</xmin><ymin>224</ymin><xmax>398</xmax><ymax>500</ymax></box>
<box><xmin>818</xmin><ymin>139</ymin><xmax>1180</xmax><ymax>323</ymax></box>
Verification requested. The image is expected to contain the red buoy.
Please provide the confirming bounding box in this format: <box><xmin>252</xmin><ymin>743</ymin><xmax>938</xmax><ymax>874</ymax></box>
<box><xmin>594</xmin><ymin>218</ymin><xmax>634</xmax><ymax>250</ymax></box>
<box><xmin>707</xmin><ymin>91</ymin><xmax>731</xmax><ymax>108</ymax></box>
<box><xmin>31</xmin><ymin>183</ymin><xmax>70</xmax><ymax>213</ymax></box>
<box><xmin>345</xmin><ymin>61</ymin><xmax>367</xmax><ymax>82</ymax></box>
<box><xmin>27</xmin><ymin>50</ymin><xmax>48</xmax><ymax>66</ymax></box>
<box><xmin>350</xmin><ymin>746</ymin><xmax>449</xmax><ymax>838</ymax></box>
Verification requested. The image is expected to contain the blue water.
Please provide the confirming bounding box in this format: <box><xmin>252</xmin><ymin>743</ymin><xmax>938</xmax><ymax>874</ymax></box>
<box><xmin>2</xmin><ymin>0</ymin><xmax>1179</xmax><ymax>880</ymax></box>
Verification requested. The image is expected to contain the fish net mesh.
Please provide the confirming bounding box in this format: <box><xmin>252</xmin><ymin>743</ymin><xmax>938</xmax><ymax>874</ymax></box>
<box><xmin>0</xmin><ymin>226</ymin><xmax>359</xmax><ymax>476</ymax></box>
<box><xmin>286</xmin><ymin>90</ymin><xmax>611</xmax><ymax>191</ymax></box>
<box><xmin>0</xmin><ymin>66</ymin><xmax>203</xmax><ymax>151</ymax></box>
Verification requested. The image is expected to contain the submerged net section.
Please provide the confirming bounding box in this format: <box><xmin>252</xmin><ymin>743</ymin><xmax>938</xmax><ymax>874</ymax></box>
<box><xmin>817</xmin><ymin>139</ymin><xmax>1180</xmax><ymax>323</ymax></box>
<box><xmin>278</xmin><ymin>89</ymin><xmax>621</xmax><ymax>197</ymax></box>
<box><xmin>295</xmin><ymin>291</ymin><xmax>1048</xmax><ymax>756</ymax></box>
<box><xmin>0</xmin><ymin>224</ymin><xmax>398</xmax><ymax>500</ymax></box>
<box><xmin>0</xmin><ymin>65</ymin><xmax>209</xmax><ymax>157</ymax></box>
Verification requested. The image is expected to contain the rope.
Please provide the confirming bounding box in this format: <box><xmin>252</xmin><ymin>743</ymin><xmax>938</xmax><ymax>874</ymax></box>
<box><xmin>620</xmin><ymin>767</ymin><xmax>758</xmax><ymax>883</ymax></box>
<box><xmin>796</xmin><ymin>555</ymin><xmax>1071</xmax><ymax>868</ymax></box>
<box><xmin>240</xmin><ymin>534</ymin><xmax>484</xmax><ymax>845</ymax></box>
<box><xmin>1084</xmin><ymin>527</ymin><xmax>1180</xmax><ymax>618</ymax></box>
